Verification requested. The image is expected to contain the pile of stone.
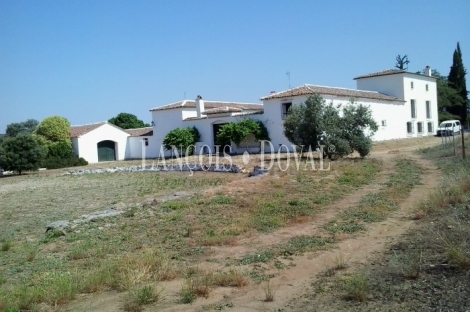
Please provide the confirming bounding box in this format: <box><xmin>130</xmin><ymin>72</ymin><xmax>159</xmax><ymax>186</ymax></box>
<box><xmin>62</xmin><ymin>164</ymin><xmax>242</xmax><ymax>176</ymax></box>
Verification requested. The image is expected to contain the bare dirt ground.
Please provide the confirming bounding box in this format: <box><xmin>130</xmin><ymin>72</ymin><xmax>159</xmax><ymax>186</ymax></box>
<box><xmin>61</xmin><ymin>136</ymin><xmax>443</xmax><ymax>312</ymax></box>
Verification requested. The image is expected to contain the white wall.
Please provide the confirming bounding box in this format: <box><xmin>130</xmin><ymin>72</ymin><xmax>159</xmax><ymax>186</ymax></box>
<box><xmin>262</xmin><ymin>94</ymin><xmax>408</xmax><ymax>152</ymax></box>
<box><xmin>126</xmin><ymin>136</ymin><xmax>152</xmax><ymax>159</ymax></box>
<box><xmin>402</xmin><ymin>74</ymin><xmax>438</xmax><ymax>136</ymax></box>
<box><xmin>76</xmin><ymin>124</ymin><xmax>130</xmax><ymax>163</ymax></box>
<box><xmin>357</xmin><ymin>73</ymin><xmax>438</xmax><ymax>137</ymax></box>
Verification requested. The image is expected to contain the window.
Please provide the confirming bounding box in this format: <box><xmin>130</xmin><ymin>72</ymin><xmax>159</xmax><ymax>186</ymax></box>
<box><xmin>426</xmin><ymin>101</ymin><xmax>431</xmax><ymax>119</ymax></box>
<box><xmin>411</xmin><ymin>81</ymin><xmax>414</xmax><ymax>89</ymax></box>
<box><xmin>417</xmin><ymin>122</ymin><xmax>424</xmax><ymax>133</ymax></box>
<box><xmin>426</xmin><ymin>84</ymin><xmax>429</xmax><ymax>91</ymax></box>
<box><xmin>144</xmin><ymin>138</ymin><xmax>149</xmax><ymax>146</ymax></box>
<box><xmin>281</xmin><ymin>102</ymin><xmax>292</xmax><ymax>119</ymax></box>
<box><xmin>411</xmin><ymin>99</ymin><xmax>417</xmax><ymax>118</ymax></box>
<box><xmin>427</xmin><ymin>122</ymin><xmax>433</xmax><ymax>133</ymax></box>
<box><xmin>407</xmin><ymin>122</ymin><xmax>414</xmax><ymax>134</ymax></box>
<box><xmin>381</xmin><ymin>120</ymin><xmax>387</xmax><ymax>126</ymax></box>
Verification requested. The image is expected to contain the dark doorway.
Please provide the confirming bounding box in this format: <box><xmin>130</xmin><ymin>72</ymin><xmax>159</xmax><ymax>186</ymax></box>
<box><xmin>97</xmin><ymin>140</ymin><xmax>116</xmax><ymax>162</ymax></box>
<box><xmin>212</xmin><ymin>123</ymin><xmax>231</xmax><ymax>155</ymax></box>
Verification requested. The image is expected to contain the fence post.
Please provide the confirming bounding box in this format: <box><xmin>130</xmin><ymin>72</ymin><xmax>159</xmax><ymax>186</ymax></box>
<box><xmin>462</xmin><ymin>128</ymin><xmax>466</xmax><ymax>159</ymax></box>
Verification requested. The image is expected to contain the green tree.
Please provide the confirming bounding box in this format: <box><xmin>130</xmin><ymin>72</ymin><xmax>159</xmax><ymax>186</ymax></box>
<box><xmin>284</xmin><ymin>95</ymin><xmax>378</xmax><ymax>159</ymax></box>
<box><xmin>395</xmin><ymin>54</ymin><xmax>410</xmax><ymax>70</ymax></box>
<box><xmin>216</xmin><ymin>119</ymin><xmax>270</xmax><ymax>148</ymax></box>
<box><xmin>0</xmin><ymin>134</ymin><xmax>46</xmax><ymax>174</ymax></box>
<box><xmin>163</xmin><ymin>126</ymin><xmax>200</xmax><ymax>155</ymax></box>
<box><xmin>447</xmin><ymin>42</ymin><xmax>468</xmax><ymax>123</ymax></box>
<box><xmin>5</xmin><ymin>119</ymin><xmax>39</xmax><ymax>137</ymax></box>
<box><xmin>108</xmin><ymin>113</ymin><xmax>150</xmax><ymax>129</ymax></box>
<box><xmin>35</xmin><ymin>116</ymin><xmax>71</xmax><ymax>145</ymax></box>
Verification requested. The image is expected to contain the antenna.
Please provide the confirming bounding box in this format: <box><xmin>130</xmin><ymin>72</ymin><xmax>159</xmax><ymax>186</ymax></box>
<box><xmin>184</xmin><ymin>91</ymin><xmax>186</xmax><ymax>99</ymax></box>
<box><xmin>286</xmin><ymin>71</ymin><xmax>291</xmax><ymax>89</ymax></box>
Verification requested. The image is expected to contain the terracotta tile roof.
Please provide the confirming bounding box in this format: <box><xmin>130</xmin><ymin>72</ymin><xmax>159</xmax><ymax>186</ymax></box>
<box><xmin>202</xmin><ymin>106</ymin><xmax>243</xmax><ymax>115</ymax></box>
<box><xmin>70</xmin><ymin>122</ymin><xmax>106</xmax><ymax>138</ymax></box>
<box><xmin>260</xmin><ymin>84</ymin><xmax>404</xmax><ymax>102</ymax></box>
<box><xmin>149</xmin><ymin>100</ymin><xmax>262</xmax><ymax>111</ymax></box>
<box><xmin>184</xmin><ymin>110</ymin><xmax>263</xmax><ymax>121</ymax></box>
<box><xmin>125</xmin><ymin>127</ymin><xmax>153</xmax><ymax>137</ymax></box>
<box><xmin>353</xmin><ymin>69</ymin><xmax>406</xmax><ymax>79</ymax></box>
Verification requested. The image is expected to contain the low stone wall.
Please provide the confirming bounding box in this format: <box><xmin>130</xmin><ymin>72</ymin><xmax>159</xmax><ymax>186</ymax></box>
<box><xmin>62</xmin><ymin>164</ymin><xmax>243</xmax><ymax>175</ymax></box>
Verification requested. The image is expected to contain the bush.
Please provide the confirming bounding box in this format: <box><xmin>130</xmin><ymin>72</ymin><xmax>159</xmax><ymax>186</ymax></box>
<box><xmin>216</xmin><ymin>119</ymin><xmax>270</xmax><ymax>147</ymax></box>
<box><xmin>284</xmin><ymin>95</ymin><xmax>378</xmax><ymax>159</ymax></box>
<box><xmin>163</xmin><ymin>126</ymin><xmax>200</xmax><ymax>156</ymax></box>
<box><xmin>0</xmin><ymin>134</ymin><xmax>47</xmax><ymax>174</ymax></box>
<box><xmin>41</xmin><ymin>156</ymin><xmax>88</xmax><ymax>169</ymax></box>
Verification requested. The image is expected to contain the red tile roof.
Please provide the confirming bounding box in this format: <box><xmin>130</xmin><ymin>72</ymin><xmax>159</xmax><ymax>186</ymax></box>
<box><xmin>202</xmin><ymin>106</ymin><xmax>243</xmax><ymax>115</ymax></box>
<box><xmin>184</xmin><ymin>110</ymin><xmax>263</xmax><ymax>121</ymax></box>
<box><xmin>260</xmin><ymin>84</ymin><xmax>404</xmax><ymax>102</ymax></box>
<box><xmin>353</xmin><ymin>69</ymin><xmax>406</xmax><ymax>79</ymax></box>
<box><xmin>125</xmin><ymin>127</ymin><xmax>154</xmax><ymax>137</ymax></box>
<box><xmin>70</xmin><ymin>122</ymin><xmax>106</xmax><ymax>138</ymax></box>
<box><xmin>149</xmin><ymin>100</ymin><xmax>262</xmax><ymax>112</ymax></box>
<box><xmin>70</xmin><ymin>122</ymin><xmax>130</xmax><ymax>138</ymax></box>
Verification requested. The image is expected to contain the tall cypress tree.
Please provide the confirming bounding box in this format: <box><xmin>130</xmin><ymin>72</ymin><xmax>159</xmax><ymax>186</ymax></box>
<box><xmin>448</xmin><ymin>42</ymin><xmax>468</xmax><ymax>123</ymax></box>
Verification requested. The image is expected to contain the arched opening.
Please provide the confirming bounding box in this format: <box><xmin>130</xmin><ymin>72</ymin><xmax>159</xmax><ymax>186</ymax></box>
<box><xmin>212</xmin><ymin>122</ymin><xmax>231</xmax><ymax>155</ymax></box>
<box><xmin>97</xmin><ymin>140</ymin><xmax>116</xmax><ymax>162</ymax></box>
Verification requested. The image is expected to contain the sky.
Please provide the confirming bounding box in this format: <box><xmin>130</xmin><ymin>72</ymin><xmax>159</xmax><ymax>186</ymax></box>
<box><xmin>0</xmin><ymin>0</ymin><xmax>469</xmax><ymax>132</ymax></box>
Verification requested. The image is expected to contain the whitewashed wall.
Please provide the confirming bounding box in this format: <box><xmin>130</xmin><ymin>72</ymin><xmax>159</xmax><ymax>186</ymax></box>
<box><xmin>75</xmin><ymin>124</ymin><xmax>129</xmax><ymax>163</ymax></box>
<box><xmin>262</xmin><ymin>94</ymin><xmax>408</xmax><ymax>152</ymax></box>
<box><xmin>357</xmin><ymin>73</ymin><xmax>438</xmax><ymax>137</ymax></box>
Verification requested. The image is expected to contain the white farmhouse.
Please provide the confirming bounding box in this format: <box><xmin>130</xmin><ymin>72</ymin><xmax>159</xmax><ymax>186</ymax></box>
<box><xmin>70</xmin><ymin>66</ymin><xmax>438</xmax><ymax>163</ymax></box>
<box><xmin>260</xmin><ymin>67</ymin><xmax>438</xmax><ymax>150</ymax></box>
<box><xmin>70</xmin><ymin>121</ymin><xmax>153</xmax><ymax>163</ymax></box>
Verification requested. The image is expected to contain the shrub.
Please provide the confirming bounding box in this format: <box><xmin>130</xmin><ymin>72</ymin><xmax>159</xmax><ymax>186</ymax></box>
<box><xmin>216</xmin><ymin>119</ymin><xmax>270</xmax><ymax>147</ymax></box>
<box><xmin>0</xmin><ymin>133</ymin><xmax>47</xmax><ymax>174</ymax></box>
<box><xmin>41</xmin><ymin>156</ymin><xmax>88</xmax><ymax>169</ymax></box>
<box><xmin>163</xmin><ymin>126</ymin><xmax>200</xmax><ymax>156</ymax></box>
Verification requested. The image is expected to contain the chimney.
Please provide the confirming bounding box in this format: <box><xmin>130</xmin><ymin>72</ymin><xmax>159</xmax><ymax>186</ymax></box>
<box><xmin>424</xmin><ymin>66</ymin><xmax>432</xmax><ymax>77</ymax></box>
<box><xmin>196</xmin><ymin>95</ymin><xmax>204</xmax><ymax>117</ymax></box>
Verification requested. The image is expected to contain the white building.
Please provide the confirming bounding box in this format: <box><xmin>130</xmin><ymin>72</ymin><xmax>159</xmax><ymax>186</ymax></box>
<box><xmin>71</xmin><ymin>67</ymin><xmax>438</xmax><ymax>162</ymax></box>
<box><xmin>70</xmin><ymin>122</ymin><xmax>152</xmax><ymax>163</ymax></box>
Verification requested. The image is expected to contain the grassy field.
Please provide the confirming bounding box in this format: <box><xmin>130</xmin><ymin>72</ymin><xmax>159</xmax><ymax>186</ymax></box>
<box><xmin>287</xmin><ymin>135</ymin><xmax>470</xmax><ymax>311</ymax></box>
<box><xmin>0</xmin><ymin>155</ymin><xmax>383</xmax><ymax>311</ymax></box>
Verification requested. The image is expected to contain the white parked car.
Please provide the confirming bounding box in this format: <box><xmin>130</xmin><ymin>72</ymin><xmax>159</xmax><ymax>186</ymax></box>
<box><xmin>436</xmin><ymin>120</ymin><xmax>461</xmax><ymax>136</ymax></box>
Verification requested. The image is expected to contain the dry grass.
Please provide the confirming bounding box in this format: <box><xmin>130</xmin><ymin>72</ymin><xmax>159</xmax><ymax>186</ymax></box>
<box><xmin>0</xmin><ymin>154</ymin><xmax>382</xmax><ymax>310</ymax></box>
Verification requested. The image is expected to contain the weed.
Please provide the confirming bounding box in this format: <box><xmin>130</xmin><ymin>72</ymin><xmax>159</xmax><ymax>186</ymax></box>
<box><xmin>325</xmin><ymin>220</ymin><xmax>365</xmax><ymax>234</ymax></box>
<box><xmin>123</xmin><ymin>285</ymin><xmax>164</xmax><ymax>312</ymax></box>
<box><xmin>263</xmin><ymin>279</ymin><xmax>279</xmax><ymax>302</ymax></box>
<box><xmin>1</xmin><ymin>239</ymin><xmax>12</xmax><ymax>252</ymax></box>
<box><xmin>279</xmin><ymin>235</ymin><xmax>332</xmax><ymax>257</ymax></box>
<box><xmin>239</xmin><ymin>251</ymin><xmax>274</xmax><ymax>265</ymax></box>
<box><xmin>123</xmin><ymin>206</ymin><xmax>138</xmax><ymax>218</ymax></box>
<box><xmin>212</xmin><ymin>269</ymin><xmax>248</xmax><ymax>287</ymax></box>
<box><xmin>179</xmin><ymin>269</ymin><xmax>213</xmax><ymax>303</ymax></box>
<box><xmin>211</xmin><ymin>196</ymin><xmax>236</xmax><ymax>205</ymax></box>
<box><xmin>342</xmin><ymin>273</ymin><xmax>369</xmax><ymax>302</ymax></box>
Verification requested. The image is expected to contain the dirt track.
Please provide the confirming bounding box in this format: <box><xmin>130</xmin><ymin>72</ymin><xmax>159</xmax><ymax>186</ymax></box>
<box><xmin>62</xmin><ymin>138</ymin><xmax>443</xmax><ymax>312</ymax></box>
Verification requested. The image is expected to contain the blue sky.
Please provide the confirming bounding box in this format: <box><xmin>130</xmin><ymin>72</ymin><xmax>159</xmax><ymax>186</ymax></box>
<box><xmin>0</xmin><ymin>0</ymin><xmax>468</xmax><ymax>132</ymax></box>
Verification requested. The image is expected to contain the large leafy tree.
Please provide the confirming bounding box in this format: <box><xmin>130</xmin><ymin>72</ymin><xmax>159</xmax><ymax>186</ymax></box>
<box><xmin>5</xmin><ymin>119</ymin><xmax>39</xmax><ymax>137</ymax></box>
<box><xmin>34</xmin><ymin>116</ymin><xmax>71</xmax><ymax>146</ymax></box>
<box><xmin>0</xmin><ymin>134</ymin><xmax>47</xmax><ymax>174</ymax></box>
<box><xmin>283</xmin><ymin>95</ymin><xmax>378</xmax><ymax>158</ymax></box>
<box><xmin>447</xmin><ymin>42</ymin><xmax>468</xmax><ymax>123</ymax></box>
<box><xmin>108</xmin><ymin>113</ymin><xmax>150</xmax><ymax>129</ymax></box>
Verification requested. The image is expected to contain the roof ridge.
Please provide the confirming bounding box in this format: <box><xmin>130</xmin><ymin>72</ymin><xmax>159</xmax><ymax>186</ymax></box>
<box><xmin>71</xmin><ymin>121</ymin><xmax>106</xmax><ymax>127</ymax></box>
